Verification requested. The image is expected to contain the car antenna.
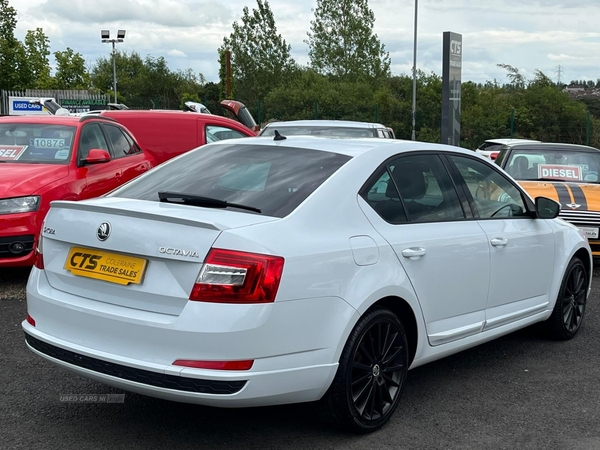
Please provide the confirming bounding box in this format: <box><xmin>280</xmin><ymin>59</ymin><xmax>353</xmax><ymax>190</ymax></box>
<box><xmin>273</xmin><ymin>130</ymin><xmax>286</xmax><ymax>141</ymax></box>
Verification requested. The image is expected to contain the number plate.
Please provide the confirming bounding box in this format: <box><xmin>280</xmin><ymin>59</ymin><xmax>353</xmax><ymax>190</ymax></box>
<box><xmin>64</xmin><ymin>247</ymin><xmax>147</xmax><ymax>285</ymax></box>
<box><xmin>578</xmin><ymin>227</ymin><xmax>599</xmax><ymax>239</ymax></box>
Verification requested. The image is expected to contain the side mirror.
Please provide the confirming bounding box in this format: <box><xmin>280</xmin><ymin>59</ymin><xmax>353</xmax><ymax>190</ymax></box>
<box><xmin>535</xmin><ymin>196</ymin><xmax>560</xmax><ymax>219</ymax></box>
<box><xmin>82</xmin><ymin>148</ymin><xmax>111</xmax><ymax>165</ymax></box>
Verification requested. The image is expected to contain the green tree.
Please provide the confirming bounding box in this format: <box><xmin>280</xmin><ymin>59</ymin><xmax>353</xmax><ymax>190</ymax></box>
<box><xmin>24</xmin><ymin>28</ymin><xmax>52</xmax><ymax>88</ymax></box>
<box><xmin>0</xmin><ymin>0</ymin><xmax>25</xmax><ymax>89</ymax></box>
<box><xmin>91</xmin><ymin>52</ymin><xmax>205</xmax><ymax>108</ymax></box>
<box><xmin>305</xmin><ymin>0</ymin><xmax>390</xmax><ymax>82</ymax></box>
<box><xmin>91</xmin><ymin>51</ymin><xmax>147</xmax><ymax>104</ymax></box>
<box><xmin>497</xmin><ymin>63</ymin><xmax>526</xmax><ymax>89</ymax></box>
<box><xmin>54</xmin><ymin>47</ymin><xmax>90</xmax><ymax>89</ymax></box>
<box><xmin>219</xmin><ymin>0</ymin><xmax>296</xmax><ymax>105</ymax></box>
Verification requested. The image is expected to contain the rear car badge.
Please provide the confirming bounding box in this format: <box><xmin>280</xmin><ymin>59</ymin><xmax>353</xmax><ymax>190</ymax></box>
<box><xmin>97</xmin><ymin>222</ymin><xmax>111</xmax><ymax>241</ymax></box>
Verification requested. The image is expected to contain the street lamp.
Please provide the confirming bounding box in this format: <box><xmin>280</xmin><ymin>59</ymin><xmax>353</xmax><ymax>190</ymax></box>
<box><xmin>411</xmin><ymin>0</ymin><xmax>418</xmax><ymax>141</ymax></box>
<box><xmin>101</xmin><ymin>29</ymin><xmax>126</xmax><ymax>103</ymax></box>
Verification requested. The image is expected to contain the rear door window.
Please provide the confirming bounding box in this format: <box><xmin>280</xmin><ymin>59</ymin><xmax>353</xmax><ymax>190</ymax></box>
<box><xmin>361</xmin><ymin>153</ymin><xmax>465</xmax><ymax>223</ymax></box>
<box><xmin>102</xmin><ymin>124</ymin><xmax>140</xmax><ymax>158</ymax></box>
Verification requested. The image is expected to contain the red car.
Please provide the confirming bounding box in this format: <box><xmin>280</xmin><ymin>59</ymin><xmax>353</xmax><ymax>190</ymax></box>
<box><xmin>100</xmin><ymin>101</ymin><xmax>257</xmax><ymax>165</ymax></box>
<box><xmin>0</xmin><ymin>115</ymin><xmax>154</xmax><ymax>267</ymax></box>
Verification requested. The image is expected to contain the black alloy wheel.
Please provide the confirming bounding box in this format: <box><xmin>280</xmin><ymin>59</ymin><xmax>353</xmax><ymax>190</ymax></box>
<box><xmin>320</xmin><ymin>307</ymin><xmax>408</xmax><ymax>433</ymax></box>
<box><xmin>545</xmin><ymin>257</ymin><xmax>588</xmax><ymax>340</ymax></box>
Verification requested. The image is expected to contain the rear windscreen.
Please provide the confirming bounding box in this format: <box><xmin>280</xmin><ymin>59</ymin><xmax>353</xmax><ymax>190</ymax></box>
<box><xmin>260</xmin><ymin>126</ymin><xmax>377</xmax><ymax>138</ymax></box>
<box><xmin>110</xmin><ymin>143</ymin><xmax>351</xmax><ymax>217</ymax></box>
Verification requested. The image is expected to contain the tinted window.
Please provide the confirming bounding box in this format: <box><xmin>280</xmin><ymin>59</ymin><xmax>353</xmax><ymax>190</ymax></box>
<box><xmin>78</xmin><ymin>123</ymin><xmax>109</xmax><ymax>160</ymax></box>
<box><xmin>103</xmin><ymin>124</ymin><xmax>138</xmax><ymax>158</ymax></box>
<box><xmin>110</xmin><ymin>143</ymin><xmax>351</xmax><ymax>218</ymax></box>
<box><xmin>0</xmin><ymin>123</ymin><xmax>75</xmax><ymax>164</ymax></box>
<box><xmin>362</xmin><ymin>154</ymin><xmax>464</xmax><ymax>223</ymax></box>
<box><xmin>362</xmin><ymin>167</ymin><xmax>408</xmax><ymax>224</ymax></box>
<box><xmin>450</xmin><ymin>155</ymin><xmax>528</xmax><ymax>219</ymax></box>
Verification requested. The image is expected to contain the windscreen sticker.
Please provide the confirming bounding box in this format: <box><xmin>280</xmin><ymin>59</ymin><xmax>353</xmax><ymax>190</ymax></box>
<box><xmin>0</xmin><ymin>145</ymin><xmax>27</xmax><ymax>161</ymax></box>
<box><xmin>54</xmin><ymin>149</ymin><xmax>69</xmax><ymax>160</ymax></box>
<box><xmin>538</xmin><ymin>164</ymin><xmax>582</xmax><ymax>181</ymax></box>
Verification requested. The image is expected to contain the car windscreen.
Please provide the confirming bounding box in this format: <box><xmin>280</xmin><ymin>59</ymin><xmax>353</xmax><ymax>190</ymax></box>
<box><xmin>0</xmin><ymin>123</ymin><xmax>76</xmax><ymax>164</ymax></box>
<box><xmin>504</xmin><ymin>148</ymin><xmax>600</xmax><ymax>183</ymax></box>
<box><xmin>260</xmin><ymin>126</ymin><xmax>376</xmax><ymax>138</ymax></box>
<box><xmin>109</xmin><ymin>143</ymin><xmax>351</xmax><ymax>217</ymax></box>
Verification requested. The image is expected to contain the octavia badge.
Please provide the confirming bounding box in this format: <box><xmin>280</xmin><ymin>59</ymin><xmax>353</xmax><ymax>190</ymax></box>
<box><xmin>97</xmin><ymin>222</ymin><xmax>111</xmax><ymax>241</ymax></box>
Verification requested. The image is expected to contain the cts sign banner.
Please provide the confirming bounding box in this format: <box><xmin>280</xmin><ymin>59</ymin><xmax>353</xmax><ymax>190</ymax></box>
<box><xmin>441</xmin><ymin>32</ymin><xmax>462</xmax><ymax>146</ymax></box>
<box><xmin>9</xmin><ymin>96</ymin><xmax>51</xmax><ymax>116</ymax></box>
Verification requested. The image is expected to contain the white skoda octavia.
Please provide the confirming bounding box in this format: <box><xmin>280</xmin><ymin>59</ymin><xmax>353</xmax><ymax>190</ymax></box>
<box><xmin>23</xmin><ymin>136</ymin><xmax>592</xmax><ymax>433</ymax></box>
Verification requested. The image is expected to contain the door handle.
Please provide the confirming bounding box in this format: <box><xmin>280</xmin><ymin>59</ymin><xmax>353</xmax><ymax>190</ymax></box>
<box><xmin>490</xmin><ymin>237</ymin><xmax>508</xmax><ymax>247</ymax></box>
<box><xmin>401</xmin><ymin>247</ymin><xmax>427</xmax><ymax>260</ymax></box>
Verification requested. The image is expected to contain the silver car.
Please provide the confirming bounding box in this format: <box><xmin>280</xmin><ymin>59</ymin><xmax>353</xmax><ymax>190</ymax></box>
<box><xmin>259</xmin><ymin>119</ymin><xmax>395</xmax><ymax>139</ymax></box>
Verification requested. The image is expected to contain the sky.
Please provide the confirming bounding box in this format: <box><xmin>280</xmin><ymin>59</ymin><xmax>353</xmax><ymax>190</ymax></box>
<box><xmin>12</xmin><ymin>0</ymin><xmax>600</xmax><ymax>86</ymax></box>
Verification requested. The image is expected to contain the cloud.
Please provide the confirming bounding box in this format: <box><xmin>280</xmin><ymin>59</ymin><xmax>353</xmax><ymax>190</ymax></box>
<box><xmin>38</xmin><ymin>0</ymin><xmax>232</xmax><ymax>28</ymax></box>
<box><xmin>167</xmin><ymin>49</ymin><xmax>187</xmax><ymax>58</ymax></box>
<box><xmin>11</xmin><ymin>0</ymin><xmax>600</xmax><ymax>84</ymax></box>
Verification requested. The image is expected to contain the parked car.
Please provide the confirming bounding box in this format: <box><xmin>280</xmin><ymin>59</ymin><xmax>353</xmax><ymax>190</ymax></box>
<box><xmin>23</xmin><ymin>137</ymin><xmax>591</xmax><ymax>433</ymax></box>
<box><xmin>183</xmin><ymin>101</ymin><xmax>211</xmax><ymax>114</ymax></box>
<box><xmin>496</xmin><ymin>141</ymin><xmax>600</xmax><ymax>257</ymax></box>
<box><xmin>0</xmin><ymin>115</ymin><xmax>155</xmax><ymax>267</ymax></box>
<box><xmin>99</xmin><ymin>109</ymin><xmax>257</xmax><ymax>165</ymax></box>
<box><xmin>259</xmin><ymin>119</ymin><xmax>395</xmax><ymax>139</ymax></box>
<box><xmin>476</xmin><ymin>138</ymin><xmax>540</xmax><ymax>160</ymax></box>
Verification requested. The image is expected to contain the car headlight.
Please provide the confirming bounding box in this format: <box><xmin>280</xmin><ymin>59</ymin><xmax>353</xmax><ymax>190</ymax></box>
<box><xmin>0</xmin><ymin>196</ymin><xmax>41</xmax><ymax>214</ymax></box>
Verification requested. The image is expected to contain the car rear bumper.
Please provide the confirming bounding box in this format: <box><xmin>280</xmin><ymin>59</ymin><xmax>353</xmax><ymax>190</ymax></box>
<box><xmin>23</xmin><ymin>268</ymin><xmax>358</xmax><ymax>407</ymax></box>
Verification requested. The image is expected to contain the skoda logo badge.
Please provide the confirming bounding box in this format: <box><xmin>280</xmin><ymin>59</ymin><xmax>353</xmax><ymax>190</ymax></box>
<box><xmin>97</xmin><ymin>222</ymin><xmax>111</xmax><ymax>241</ymax></box>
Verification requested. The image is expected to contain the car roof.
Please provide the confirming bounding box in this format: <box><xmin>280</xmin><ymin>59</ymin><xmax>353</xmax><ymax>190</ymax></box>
<box><xmin>0</xmin><ymin>115</ymin><xmax>83</xmax><ymax>125</ymax></box>
<box><xmin>263</xmin><ymin>119</ymin><xmax>389</xmax><ymax>129</ymax></box>
<box><xmin>507</xmin><ymin>142</ymin><xmax>600</xmax><ymax>152</ymax></box>
<box><xmin>99</xmin><ymin>109</ymin><xmax>249</xmax><ymax>127</ymax></box>
<box><xmin>212</xmin><ymin>135</ymin><xmax>476</xmax><ymax>159</ymax></box>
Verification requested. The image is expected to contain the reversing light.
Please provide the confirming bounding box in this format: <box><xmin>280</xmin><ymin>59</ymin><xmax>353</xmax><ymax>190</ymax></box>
<box><xmin>26</xmin><ymin>314</ymin><xmax>36</xmax><ymax>327</ymax></box>
<box><xmin>189</xmin><ymin>248</ymin><xmax>284</xmax><ymax>303</ymax></box>
<box><xmin>173</xmin><ymin>359</ymin><xmax>254</xmax><ymax>370</ymax></box>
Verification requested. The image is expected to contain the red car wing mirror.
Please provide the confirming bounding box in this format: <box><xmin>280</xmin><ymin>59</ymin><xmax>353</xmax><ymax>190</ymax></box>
<box><xmin>83</xmin><ymin>149</ymin><xmax>111</xmax><ymax>164</ymax></box>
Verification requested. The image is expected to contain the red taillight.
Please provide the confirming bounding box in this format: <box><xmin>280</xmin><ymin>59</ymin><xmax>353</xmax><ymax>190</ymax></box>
<box><xmin>173</xmin><ymin>359</ymin><xmax>254</xmax><ymax>370</ymax></box>
<box><xmin>490</xmin><ymin>152</ymin><xmax>499</xmax><ymax>160</ymax></box>
<box><xmin>189</xmin><ymin>248</ymin><xmax>284</xmax><ymax>303</ymax></box>
<box><xmin>33</xmin><ymin>235</ymin><xmax>44</xmax><ymax>269</ymax></box>
<box><xmin>26</xmin><ymin>314</ymin><xmax>36</xmax><ymax>327</ymax></box>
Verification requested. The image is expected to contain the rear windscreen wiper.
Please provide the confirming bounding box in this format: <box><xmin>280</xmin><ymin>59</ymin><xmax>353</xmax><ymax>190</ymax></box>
<box><xmin>158</xmin><ymin>191</ymin><xmax>262</xmax><ymax>213</ymax></box>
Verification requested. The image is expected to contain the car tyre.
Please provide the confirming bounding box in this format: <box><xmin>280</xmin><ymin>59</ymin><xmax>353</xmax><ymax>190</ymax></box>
<box><xmin>319</xmin><ymin>306</ymin><xmax>409</xmax><ymax>433</ymax></box>
<box><xmin>544</xmin><ymin>257</ymin><xmax>588</xmax><ymax>340</ymax></box>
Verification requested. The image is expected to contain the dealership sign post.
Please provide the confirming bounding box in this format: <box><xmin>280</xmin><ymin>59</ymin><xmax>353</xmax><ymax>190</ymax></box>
<box><xmin>8</xmin><ymin>96</ymin><xmax>51</xmax><ymax>116</ymax></box>
<box><xmin>441</xmin><ymin>32</ymin><xmax>462</xmax><ymax>146</ymax></box>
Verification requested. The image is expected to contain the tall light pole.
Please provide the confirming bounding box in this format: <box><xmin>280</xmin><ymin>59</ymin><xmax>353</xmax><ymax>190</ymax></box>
<box><xmin>101</xmin><ymin>30</ymin><xmax>126</xmax><ymax>103</ymax></box>
<box><xmin>411</xmin><ymin>0</ymin><xmax>418</xmax><ymax>141</ymax></box>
